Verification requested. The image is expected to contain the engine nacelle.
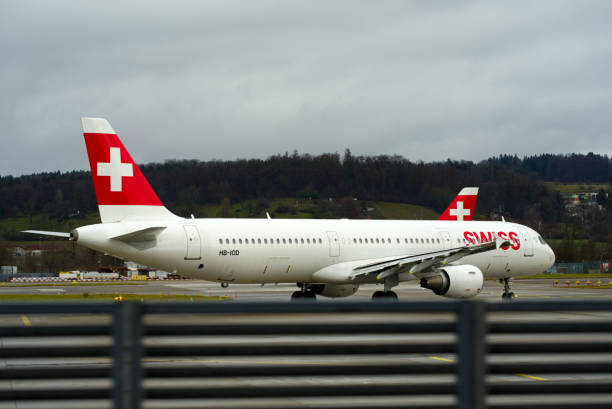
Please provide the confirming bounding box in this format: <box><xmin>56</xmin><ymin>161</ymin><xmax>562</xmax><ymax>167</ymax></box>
<box><xmin>310</xmin><ymin>283</ymin><xmax>359</xmax><ymax>298</ymax></box>
<box><xmin>419</xmin><ymin>265</ymin><xmax>483</xmax><ymax>299</ymax></box>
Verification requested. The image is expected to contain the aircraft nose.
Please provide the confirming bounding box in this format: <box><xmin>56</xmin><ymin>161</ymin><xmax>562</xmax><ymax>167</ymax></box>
<box><xmin>547</xmin><ymin>246</ymin><xmax>555</xmax><ymax>269</ymax></box>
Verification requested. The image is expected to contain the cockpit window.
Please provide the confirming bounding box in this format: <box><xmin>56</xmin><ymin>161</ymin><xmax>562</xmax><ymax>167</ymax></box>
<box><xmin>537</xmin><ymin>235</ymin><xmax>546</xmax><ymax>245</ymax></box>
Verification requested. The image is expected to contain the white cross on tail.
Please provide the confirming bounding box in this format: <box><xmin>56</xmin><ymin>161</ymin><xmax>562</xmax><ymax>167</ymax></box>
<box><xmin>97</xmin><ymin>147</ymin><xmax>133</xmax><ymax>192</ymax></box>
<box><xmin>449</xmin><ymin>201</ymin><xmax>470</xmax><ymax>221</ymax></box>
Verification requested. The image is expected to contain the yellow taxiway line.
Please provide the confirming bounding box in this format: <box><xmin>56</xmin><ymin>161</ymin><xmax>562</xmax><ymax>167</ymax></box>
<box><xmin>428</xmin><ymin>356</ymin><xmax>548</xmax><ymax>381</ymax></box>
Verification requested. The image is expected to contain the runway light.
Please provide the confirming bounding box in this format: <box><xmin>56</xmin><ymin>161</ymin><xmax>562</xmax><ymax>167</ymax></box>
<box><xmin>575</xmin><ymin>280</ymin><xmax>581</xmax><ymax>285</ymax></box>
<box><xmin>565</xmin><ymin>280</ymin><xmax>570</xmax><ymax>286</ymax></box>
<box><xmin>586</xmin><ymin>280</ymin><xmax>591</xmax><ymax>285</ymax></box>
<box><xmin>554</xmin><ymin>280</ymin><xmax>559</xmax><ymax>285</ymax></box>
<box><xmin>597</xmin><ymin>281</ymin><xmax>601</xmax><ymax>286</ymax></box>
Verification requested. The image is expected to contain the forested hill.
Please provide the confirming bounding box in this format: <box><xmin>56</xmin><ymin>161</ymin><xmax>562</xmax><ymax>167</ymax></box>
<box><xmin>1</xmin><ymin>151</ymin><xmax>610</xmax><ymax>226</ymax></box>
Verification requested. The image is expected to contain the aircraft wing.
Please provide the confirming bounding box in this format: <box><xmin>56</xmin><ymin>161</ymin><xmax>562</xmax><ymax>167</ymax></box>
<box><xmin>312</xmin><ymin>239</ymin><xmax>507</xmax><ymax>283</ymax></box>
<box><xmin>350</xmin><ymin>239</ymin><xmax>503</xmax><ymax>280</ymax></box>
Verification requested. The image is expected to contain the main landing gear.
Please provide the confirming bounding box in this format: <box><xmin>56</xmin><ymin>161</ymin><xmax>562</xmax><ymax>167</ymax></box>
<box><xmin>291</xmin><ymin>283</ymin><xmax>317</xmax><ymax>301</ymax></box>
<box><xmin>371</xmin><ymin>290</ymin><xmax>398</xmax><ymax>301</ymax></box>
<box><xmin>500</xmin><ymin>277</ymin><xmax>516</xmax><ymax>302</ymax></box>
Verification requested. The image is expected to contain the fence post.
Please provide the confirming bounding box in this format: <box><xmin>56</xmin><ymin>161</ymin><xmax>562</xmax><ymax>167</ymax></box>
<box><xmin>112</xmin><ymin>302</ymin><xmax>143</xmax><ymax>409</ymax></box>
<box><xmin>457</xmin><ymin>301</ymin><xmax>486</xmax><ymax>409</ymax></box>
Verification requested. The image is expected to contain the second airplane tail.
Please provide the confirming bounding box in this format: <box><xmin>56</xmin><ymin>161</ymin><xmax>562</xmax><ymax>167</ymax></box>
<box><xmin>82</xmin><ymin>117</ymin><xmax>178</xmax><ymax>223</ymax></box>
<box><xmin>438</xmin><ymin>187</ymin><xmax>478</xmax><ymax>221</ymax></box>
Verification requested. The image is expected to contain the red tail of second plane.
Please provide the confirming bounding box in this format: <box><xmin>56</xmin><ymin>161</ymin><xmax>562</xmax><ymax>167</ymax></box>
<box><xmin>438</xmin><ymin>187</ymin><xmax>478</xmax><ymax>221</ymax></box>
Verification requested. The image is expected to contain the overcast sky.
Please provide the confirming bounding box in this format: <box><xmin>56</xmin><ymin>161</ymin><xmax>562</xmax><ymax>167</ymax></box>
<box><xmin>1</xmin><ymin>1</ymin><xmax>611</xmax><ymax>176</ymax></box>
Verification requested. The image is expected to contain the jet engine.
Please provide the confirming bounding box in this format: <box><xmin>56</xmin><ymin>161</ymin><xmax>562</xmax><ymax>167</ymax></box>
<box><xmin>419</xmin><ymin>265</ymin><xmax>483</xmax><ymax>299</ymax></box>
<box><xmin>310</xmin><ymin>284</ymin><xmax>359</xmax><ymax>298</ymax></box>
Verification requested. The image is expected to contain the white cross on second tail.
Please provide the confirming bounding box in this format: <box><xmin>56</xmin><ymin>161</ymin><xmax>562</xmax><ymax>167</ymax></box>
<box><xmin>97</xmin><ymin>147</ymin><xmax>133</xmax><ymax>192</ymax></box>
<box><xmin>449</xmin><ymin>201</ymin><xmax>470</xmax><ymax>221</ymax></box>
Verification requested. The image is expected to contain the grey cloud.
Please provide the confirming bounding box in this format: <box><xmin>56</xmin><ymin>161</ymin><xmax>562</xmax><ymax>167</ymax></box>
<box><xmin>1</xmin><ymin>0</ymin><xmax>611</xmax><ymax>176</ymax></box>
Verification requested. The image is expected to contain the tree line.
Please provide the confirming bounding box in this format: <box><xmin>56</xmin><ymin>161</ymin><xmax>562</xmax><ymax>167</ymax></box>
<box><xmin>1</xmin><ymin>151</ymin><xmax>610</xmax><ymax>248</ymax></box>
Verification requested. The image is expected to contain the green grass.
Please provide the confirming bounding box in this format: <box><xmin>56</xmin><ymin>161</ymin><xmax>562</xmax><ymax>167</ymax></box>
<box><xmin>373</xmin><ymin>202</ymin><xmax>439</xmax><ymax>220</ymax></box>
<box><xmin>0</xmin><ymin>294</ymin><xmax>230</xmax><ymax>302</ymax></box>
<box><xmin>543</xmin><ymin>182</ymin><xmax>610</xmax><ymax>193</ymax></box>
<box><xmin>0</xmin><ymin>212</ymin><xmax>101</xmax><ymax>239</ymax></box>
<box><xmin>2</xmin><ymin>282</ymin><xmax>143</xmax><ymax>287</ymax></box>
<box><xmin>516</xmin><ymin>273</ymin><xmax>612</xmax><ymax>279</ymax></box>
<box><xmin>1</xmin><ymin>199</ymin><xmax>441</xmax><ymax>236</ymax></box>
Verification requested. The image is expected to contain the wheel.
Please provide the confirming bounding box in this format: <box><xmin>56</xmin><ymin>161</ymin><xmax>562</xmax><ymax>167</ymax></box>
<box><xmin>372</xmin><ymin>291</ymin><xmax>385</xmax><ymax>300</ymax></box>
<box><xmin>221</xmin><ymin>282</ymin><xmax>229</xmax><ymax>288</ymax></box>
<box><xmin>385</xmin><ymin>291</ymin><xmax>398</xmax><ymax>300</ymax></box>
<box><xmin>304</xmin><ymin>291</ymin><xmax>317</xmax><ymax>300</ymax></box>
<box><xmin>502</xmin><ymin>292</ymin><xmax>516</xmax><ymax>303</ymax></box>
<box><xmin>291</xmin><ymin>291</ymin><xmax>304</xmax><ymax>300</ymax></box>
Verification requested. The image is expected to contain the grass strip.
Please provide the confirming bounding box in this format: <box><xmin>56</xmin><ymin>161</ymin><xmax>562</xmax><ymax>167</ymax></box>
<box><xmin>516</xmin><ymin>273</ymin><xmax>612</xmax><ymax>280</ymax></box>
<box><xmin>0</xmin><ymin>294</ymin><xmax>230</xmax><ymax>302</ymax></box>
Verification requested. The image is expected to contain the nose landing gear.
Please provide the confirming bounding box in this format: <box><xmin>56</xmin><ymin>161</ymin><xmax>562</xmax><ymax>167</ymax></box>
<box><xmin>500</xmin><ymin>277</ymin><xmax>516</xmax><ymax>302</ymax></box>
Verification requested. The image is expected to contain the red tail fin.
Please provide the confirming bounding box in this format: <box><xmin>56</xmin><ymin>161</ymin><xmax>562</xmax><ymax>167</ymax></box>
<box><xmin>82</xmin><ymin>117</ymin><xmax>176</xmax><ymax>222</ymax></box>
<box><xmin>438</xmin><ymin>187</ymin><xmax>478</xmax><ymax>221</ymax></box>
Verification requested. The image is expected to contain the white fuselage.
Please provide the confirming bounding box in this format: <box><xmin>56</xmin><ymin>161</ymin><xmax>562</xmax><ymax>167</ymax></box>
<box><xmin>75</xmin><ymin>218</ymin><xmax>555</xmax><ymax>284</ymax></box>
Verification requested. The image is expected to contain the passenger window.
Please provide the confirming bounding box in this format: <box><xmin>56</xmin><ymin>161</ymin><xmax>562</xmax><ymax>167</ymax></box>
<box><xmin>282</xmin><ymin>238</ymin><xmax>286</xmax><ymax>244</ymax></box>
<box><xmin>420</xmin><ymin>238</ymin><xmax>424</xmax><ymax>244</ymax></box>
<box><xmin>225</xmin><ymin>238</ymin><xmax>229</xmax><ymax>244</ymax></box>
<box><xmin>258</xmin><ymin>238</ymin><xmax>262</xmax><ymax>244</ymax></box>
<box><xmin>232</xmin><ymin>238</ymin><xmax>236</xmax><ymax>244</ymax></box>
<box><xmin>288</xmin><ymin>238</ymin><xmax>292</xmax><ymax>244</ymax></box>
<box><xmin>307</xmin><ymin>238</ymin><xmax>311</xmax><ymax>244</ymax></box>
<box><xmin>218</xmin><ymin>239</ymin><xmax>222</xmax><ymax>244</ymax></box>
<box><xmin>301</xmin><ymin>238</ymin><xmax>304</xmax><ymax>244</ymax></box>
<box><xmin>276</xmin><ymin>238</ymin><xmax>280</xmax><ymax>244</ymax></box>
<box><xmin>359</xmin><ymin>238</ymin><xmax>363</xmax><ymax>244</ymax></box>
<box><xmin>264</xmin><ymin>238</ymin><xmax>268</xmax><ymax>244</ymax></box>
<box><xmin>319</xmin><ymin>238</ymin><xmax>322</xmax><ymax>244</ymax></box>
<box><xmin>238</xmin><ymin>239</ymin><xmax>243</xmax><ymax>244</ymax></box>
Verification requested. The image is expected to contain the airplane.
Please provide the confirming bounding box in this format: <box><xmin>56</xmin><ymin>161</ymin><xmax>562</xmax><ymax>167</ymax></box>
<box><xmin>24</xmin><ymin>118</ymin><xmax>555</xmax><ymax>301</ymax></box>
<box><xmin>438</xmin><ymin>187</ymin><xmax>478</xmax><ymax>221</ymax></box>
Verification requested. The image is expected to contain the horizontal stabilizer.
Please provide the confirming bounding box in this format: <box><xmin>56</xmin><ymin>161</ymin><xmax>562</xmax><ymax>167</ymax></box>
<box><xmin>110</xmin><ymin>226</ymin><xmax>166</xmax><ymax>242</ymax></box>
<box><xmin>22</xmin><ymin>230</ymin><xmax>71</xmax><ymax>238</ymax></box>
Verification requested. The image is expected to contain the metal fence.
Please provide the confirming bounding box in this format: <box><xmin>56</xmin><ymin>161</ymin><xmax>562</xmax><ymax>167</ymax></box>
<box><xmin>1</xmin><ymin>300</ymin><xmax>611</xmax><ymax>409</ymax></box>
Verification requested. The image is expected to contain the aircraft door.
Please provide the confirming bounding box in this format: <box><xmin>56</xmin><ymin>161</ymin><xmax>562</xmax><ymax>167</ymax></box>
<box><xmin>439</xmin><ymin>231</ymin><xmax>452</xmax><ymax>249</ymax></box>
<box><xmin>183</xmin><ymin>225</ymin><xmax>202</xmax><ymax>260</ymax></box>
<box><xmin>326</xmin><ymin>231</ymin><xmax>340</xmax><ymax>257</ymax></box>
<box><xmin>520</xmin><ymin>227</ymin><xmax>534</xmax><ymax>257</ymax></box>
